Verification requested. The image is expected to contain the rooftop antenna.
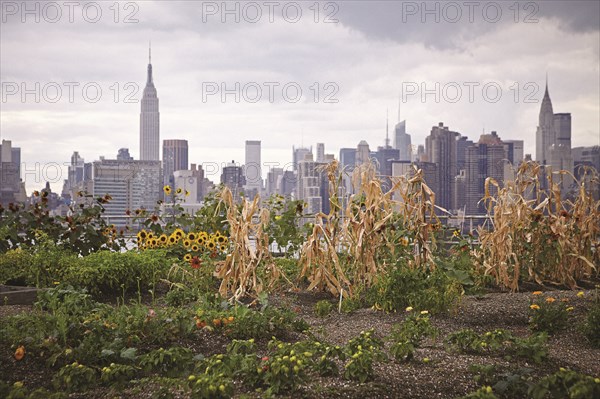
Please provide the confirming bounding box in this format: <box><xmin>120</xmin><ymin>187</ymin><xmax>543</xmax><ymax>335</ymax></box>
<box><xmin>385</xmin><ymin>108</ymin><xmax>390</xmax><ymax>148</ymax></box>
<box><xmin>149</xmin><ymin>41</ymin><xmax>151</xmax><ymax>64</ymax></box>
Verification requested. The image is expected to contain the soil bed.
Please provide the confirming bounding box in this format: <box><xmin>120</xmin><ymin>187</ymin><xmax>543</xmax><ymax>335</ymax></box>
<box><xmin>1</xmin><ymin>289</ymin><xmax>598</xmax><ymax>398</ymax></box>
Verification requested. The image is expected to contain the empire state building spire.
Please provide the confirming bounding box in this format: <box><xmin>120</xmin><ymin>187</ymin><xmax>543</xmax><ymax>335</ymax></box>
<box><xmin>140</xmin><ymin>43</ymin><xmax>160</xmax><ymax>161</ymax></box>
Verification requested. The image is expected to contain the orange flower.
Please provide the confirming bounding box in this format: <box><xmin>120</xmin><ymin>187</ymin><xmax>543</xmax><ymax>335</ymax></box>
<box><xmin>14</xmin><ymin>346</ymin><xmax>25</xmax><ymax>361</ymax></box>
<box><xmin>213</xmin><ymin>318</ymin><xmax>222</xmax><ymax>327</ymax></box>
<box><xmin>195</xmin><ymin>318</ymin><xmax>206</xmax><ymax>329</ymax></box>
<box><xmin>546</xmin><ymin>297</ymin><xmax>556</xmax><ymax>303</ymax></box>
<box><xmin>530</xmin><ymin>304</ymin><xmax>540</xmax><ymax>310</ymax></box>
<box><xmin>532</xmin><ymin>291</ymin><xmax>543</xmax><ymax>296</ymax></box>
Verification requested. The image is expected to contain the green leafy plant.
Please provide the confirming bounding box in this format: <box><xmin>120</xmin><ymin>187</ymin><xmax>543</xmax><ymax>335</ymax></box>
<box><xmin>0</xmin><ymin>194</ymin><xmax>125</xmax><ymax>255</ymax></box>
<box><xmin>52</xmin><ymin>362</ymin><xmax>97</xmax><ymax>392</ymax></box>
<box><xmin>314</xmin><ymin>300</ymin><xmax>334</xmax><ymax>318</ymax></box>
<box><xmin>580</xmin><ymin>288</ymin><xmax>600</xmax><ymax>347</ymax></box>
<box><xmin>389</xmin><ymin>310</ymin><xmax>437</xmax><ymax>361</ymax></box>
<box><xmin>528</xmin><ymin>368</ymin><xmax>600</xmax><ymax>399</ymax></box>
<box><xmin>528</xmin><ymin>292</ymin><xmax>570</xmax><ymax>334</ymax></box>
<box><xmin>261</xmin><ymin>339</ymin><xmax>314</xmax><ymax>394</ymax></box>
<box><xmin>343</xmin><ymin>330</ymin><xmax>386</xmax><ymax>383</ymax></box>
<box><xmin>366</xmin><ymin>262</ymin><xmax>463</xmax><ymax>314</ymax></box>
<box><xmin>138</xmin><ymin>347</ymin><xmax>194</xmax><ymax>377</ymax></box>
<box><xmin>265</xmin><ymin>195</ymin><xmax>308</xmax><ymax>257</ymax></box>
<box><xmin>61</xmin><ymin>249</ymin><xmax>173</xmax><ymax>296</ymax></box>
<box><xmin>100</xmin><ymin>363</ymin><xmax>137</xmax><ymax>387</ymax></box>
<box><xmin>445</xmin><ymin>328</ymin><xmax>548</xmax><ymax>364</ymax></box>
<box><xmin>188</xmin><ymin>373</ymin><xmax>234</xmax><ymax>399</ymax></box>
<box><xmin>459</xmin><ymin>386</ymin><xmax>498</xmax><ymax>399</ymax></box>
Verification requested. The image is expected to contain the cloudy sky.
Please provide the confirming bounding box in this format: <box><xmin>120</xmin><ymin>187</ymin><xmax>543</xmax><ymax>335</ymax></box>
<box><xmin>1</xmin><ymin>0</ymin><xmax>599</xmax><ymax>192</ymax></box>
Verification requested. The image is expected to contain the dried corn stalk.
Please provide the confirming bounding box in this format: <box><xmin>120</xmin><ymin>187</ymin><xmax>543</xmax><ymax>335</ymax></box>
<box><xmin>215</xmin><ymin>187</ymin><xmax>281</xmax><ymax>301</ymax></box>
<box><xmin>475</xmin><ymin>161</ymin><xmax>600</xmax><ymax>291</ymax></box>
<box><xmin>391</xmin><ymin>165</ymin><xmax>440</xmax><ymax>269</ymax></box>
<box><xmin>298</xmin><ymin>160</ymin><xmax>352</xmax><ymax>297</ymax></box>
<box><xmin>342</xmin><ymin>162</ymin><xmax>397</xmax><ymax>287</ymax></box>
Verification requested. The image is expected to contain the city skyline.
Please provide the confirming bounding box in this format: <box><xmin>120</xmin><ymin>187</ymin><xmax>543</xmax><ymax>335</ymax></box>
<box><xmin>1</xmin><ymin>1</ymin><xmax>599</xmax><ymax>193</ymax></box>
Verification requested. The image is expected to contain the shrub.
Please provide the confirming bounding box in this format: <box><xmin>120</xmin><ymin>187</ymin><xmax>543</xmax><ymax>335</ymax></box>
<box><xmin>366</xmin><ymin>263</ymin><xmax>463</xmax><ymax>314</ymax></box>
<box><xmin>61</xmin><ymin>249</ymin><xmax>174</xmax><ymax>296</ymax></box>
<box><xmin>0</xmin><ymin>242</ymin><xmax>78</xmax><ymax>288</ymax></box>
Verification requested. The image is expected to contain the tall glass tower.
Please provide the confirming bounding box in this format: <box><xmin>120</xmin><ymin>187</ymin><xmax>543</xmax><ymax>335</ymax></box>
<box><xmin>140</xmin><ymin>44</ymin><xmax>160</xmax><ymax>161</ymax></box>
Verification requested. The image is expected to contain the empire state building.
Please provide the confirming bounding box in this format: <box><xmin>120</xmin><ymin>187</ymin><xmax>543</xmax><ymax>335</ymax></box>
<box><xmin>140</xmin><ymin>46</ymin><xmax>160</xmax><ymax>161</ymax></box>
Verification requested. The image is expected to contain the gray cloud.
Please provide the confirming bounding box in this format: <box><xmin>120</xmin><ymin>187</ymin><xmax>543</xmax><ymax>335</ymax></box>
<box><xmin>0</xmin><ymin>0</ymin><xmax>598</xmax><ymax>193</ymax></box>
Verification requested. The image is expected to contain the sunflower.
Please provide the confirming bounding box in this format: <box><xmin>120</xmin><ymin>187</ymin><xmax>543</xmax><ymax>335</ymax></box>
<box><xmin>168</xmin><ymin>235</ymin><xmax>177</xmax><ymax>245</ymax></box>
<box><xmin>185</xmin><ymin>190</ymin><xmax>190</xmax><ymax>197</ymax></box>
<box><xmin>183</xmin><ymin>253</ymin><xmax>192</xmax><ymax>262</ymax></box>
<box><xmin>187</xmin><ymin>232</ymin><xmax>197</xmax><ymax>241</ymax></box>
<box><xmin>190</xmin><ymin>256</ymin><xmax>202</xmax><ymax>269</ymax></box>
<box><xmin>150</xmin><ymin>238</ymin><xmax>158</xmax><ymax>247</ymax></box>
<box><xmin>207</xmin><ymin>240</ymin><xmax>216</xmax><ymax>250</ymax></box>
<box><xmin>176</xmin><ymin>187</ymin><xmax>183</xmax><ymax>195</ymax></box>
<box><xmin>174</xmin><ymin>228</ymin><xmax>184</xmax><ymax>238</ymax></box>
<box><xmin>137</xmin><ymin>230</ymin><xmax>148</xmax><ymax>240</ymax></box>
<box><xmin>183</xmin><ymin>239</ymin><xmax>192</xmax><ymax>248</ymax></box>
<box><xmin>159</xmin><ymin>234</ymin><xmax>168</xmax><ymax>244</ymax></box>
<box><xmin>163</xmin><ymin>185</ymin><xmax>172</xmax><ymax>195</ymax></box>
<box><xmin>219</xmin><ymin>244</ymin><xmax>226</xmax><ymax>252</ymax></box>
<box><xmin>191</xmin><ymin>244</ymin><xmax>200</xmax><ymax>252</ymax></box>
<box><xmin>147</xmin><ymin>232</ymin><xmax>154</xmax><ymax>240</ymax></box>
<box><xmin>217</xmin><ymin>235</ymin><xmax>226</xmax><ymax>243</ymax></box>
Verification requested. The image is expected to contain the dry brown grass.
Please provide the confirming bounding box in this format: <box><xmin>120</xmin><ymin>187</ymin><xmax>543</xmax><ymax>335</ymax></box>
<box><xmin>474</xmin><ymin>161</ymin><xmax>600</xmax><ymax>291</ymax></box>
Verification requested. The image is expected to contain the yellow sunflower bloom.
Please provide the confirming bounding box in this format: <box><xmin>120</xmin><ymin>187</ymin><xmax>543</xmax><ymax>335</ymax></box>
<box><xmin>191</xmin><ymin>244</ymin><xmax>200</xmax><ymax>252</ymax></box>
<box><xmin>176</xmin><ymin>187</ymin><xmax>183</xmax><ymax>195</ymax></box>
<box><xmin>187</xmin><ymin>232</ymin><xmax>197</xmax><ymax>241</ymax></box>
<box><xmin>183</xmin><ymin>253</ymin><xmax>192</xmax><ymax>262</ymax></box>
<box><xmin>163</xmin><ymin>185</ymin><xmax>172</xmax><ymax>195</ymax></box>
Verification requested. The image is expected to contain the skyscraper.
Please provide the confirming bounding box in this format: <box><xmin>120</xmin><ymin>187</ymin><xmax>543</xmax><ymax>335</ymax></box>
<box><xmin>92</xmin><ymin>158</ymin><xmax>161</xmax><ymax>227</ymax></box>
<box><xmin>394</xmin><ymin>101</ymin><xmax>412</xmax><ymax>161</ymax></box>
<box><xmin>394</xmin><ymin>120</ymin><xmax>412</xmax><ymax>161</ymax></box>
<box><xmin>244</xmin><ymin>140</ymin><xmax>262</xmax><ymax>196</ymax></box>
<box><xmin>140</xmin><ymin>45</ymin><xmax>160</xmax><ymax>161</ymax></box>
<box><xmin>296</xmin><ymin>152</ymin><xmax>328</xmax><ymax>215</ymax></box>
<box><xmin>535</xmin><ymin>78</ymin><xmax>573</xmax><ymax>189</ymax></box>
<box><xmin>0</xmin><ymin>140</ymin><xmax>26</xmax><ymax>205</ymax></box>
<box><xmin>293</xmin><ymin>146</ymin><xmax>312</xmax><ymax>171</ymax></box>
<box><xmin>163</xmin><ymin>139</ymin><xmax>189</xmax><ymax>188</ymax></box>
<box><xmin>316</xmin><ymin>143</ymin><xmax>325</xmax><ymax>162</ymax></box>
<box><xmin>464</xmin><ymin>132</ymin><xmax>507</xmax><ymax>214</ymax></box>
<box><xmin>355</xmin><ymin>140</ymin><xmax>371</xmax><ymax>166</ymax></box>
<box><xmin>536</xmin><ymin>80</ymin><xmax>554</xmax><ymax>165</ymax></box>
<box><xmin>425</xmin><ymin>122</ymin><xmax>459</xmax><ymax>212</ymax></box>
<box><xmin>221</xmin><ymin>161</ymin><xmax>246</xmax><ymax>199</ymax></box>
